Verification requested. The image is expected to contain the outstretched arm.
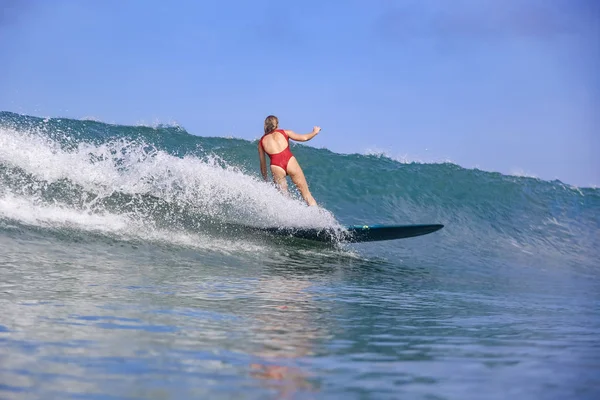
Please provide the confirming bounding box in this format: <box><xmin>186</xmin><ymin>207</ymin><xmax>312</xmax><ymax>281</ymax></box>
<box><xmin>258</xmin><ymin>142</ymin><xmax>268</xmax><ymax>181</ymax></box>
<box><xmin>285</xmin><ymin>126</ymin><xmax>321</xmax><ymax>142</ymax></box>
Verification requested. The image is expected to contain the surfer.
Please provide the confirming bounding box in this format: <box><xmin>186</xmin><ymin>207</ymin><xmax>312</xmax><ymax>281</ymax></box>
<box><xmin>258</xmin><ymin>115</ymin><xmax>321</xmax><ymax>206</ymax></box>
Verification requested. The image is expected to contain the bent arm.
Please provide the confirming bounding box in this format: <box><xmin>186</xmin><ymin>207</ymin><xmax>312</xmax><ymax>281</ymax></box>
<box><xmin>285</xmin><ymin>126</ymin><xmax>321</xmax><ymax>142</ymax></box>
<box><xmin>258</xmin><ymin>142</ymin><xmax>268</xmax><ymax>181</ymax></box>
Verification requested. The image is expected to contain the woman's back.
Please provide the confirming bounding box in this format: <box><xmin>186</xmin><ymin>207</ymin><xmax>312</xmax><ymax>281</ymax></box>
<box><xmin>261</xmin><ymin>130</ymin><xmax>289</xmax><ymax>155</ymax></box>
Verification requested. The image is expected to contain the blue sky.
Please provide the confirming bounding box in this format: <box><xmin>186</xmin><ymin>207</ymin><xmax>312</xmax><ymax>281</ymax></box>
<box><xmin>1</xmin><ymin>0</ymin><xmax>598</xmax><ymax>186</ymax></box>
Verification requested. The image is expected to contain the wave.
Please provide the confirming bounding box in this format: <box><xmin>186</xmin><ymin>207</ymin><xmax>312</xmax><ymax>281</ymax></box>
<box><xmin>0</xmin><ymin>113</ymin><xmax>339</xmax><ymax>249</ymax></box>
<box><xmin>1</xmin><ymin>111</ymin><xmax>598</xmax><ymax>266</ymax></box>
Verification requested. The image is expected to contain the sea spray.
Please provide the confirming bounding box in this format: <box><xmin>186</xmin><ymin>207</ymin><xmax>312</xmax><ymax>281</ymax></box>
<box><xmin>0</xmin><ymin>111</ymin><xmax>598</xmax><ymax>267</ymax></box>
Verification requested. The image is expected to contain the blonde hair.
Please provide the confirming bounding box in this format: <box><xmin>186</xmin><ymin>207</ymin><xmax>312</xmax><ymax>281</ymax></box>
<box><xmin>264</xmin><ymin>115</ymin><xmax>278</xmax><ymax>134</ymax></box>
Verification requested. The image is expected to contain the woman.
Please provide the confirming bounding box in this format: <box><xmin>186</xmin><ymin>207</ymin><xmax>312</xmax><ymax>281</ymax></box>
<box><xmin>258</xmin><ymin>115</ymin><xmax>321</xmax><ymax>206</ymax></box>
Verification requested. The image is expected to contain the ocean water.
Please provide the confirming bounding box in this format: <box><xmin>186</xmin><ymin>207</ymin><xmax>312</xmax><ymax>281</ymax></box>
<box><xmin>0</xmin><ymin>111</ymin><xmax>599</xmax><ymax>399</ymax></box>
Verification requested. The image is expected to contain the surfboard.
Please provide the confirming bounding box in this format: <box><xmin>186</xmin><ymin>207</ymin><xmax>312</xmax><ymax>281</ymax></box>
<box><xmin>255</xmin><ymin>224</ymin><xmax>444</xmax><ymax>243</ymax></box>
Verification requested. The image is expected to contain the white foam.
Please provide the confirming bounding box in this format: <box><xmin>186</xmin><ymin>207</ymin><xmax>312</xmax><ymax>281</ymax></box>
<box><xmin>0</xmin><ymin>193</ymin><xmax>129</xmax><ymax>232</ymax></box>
<box><xmin>134</xmin><ymin>119</ymin><xmax>182</xmax><ymax>129</ymax></box>
<box><xmin>363</xmin><ymin>147</ymin><xmax>455</xmax><ymax>165</ymax></box>
<box><xmin>509</xmin><ymin>168</ymin><xmax>539</xmax><ymax>179</ymax></box>
<box><xmin>0</xmin><ymin>125</ymin><xmax>340</xmax><ymax>241</ymax></box>
<box><xmin>0</xmin><ymin>192</ymin><xmax>268</xmax><ymax>254</ymax></box>
<box><xmin>81</xmin><ymin>116</ymin><xmax>102</xmax><ymax>122</ymax></box>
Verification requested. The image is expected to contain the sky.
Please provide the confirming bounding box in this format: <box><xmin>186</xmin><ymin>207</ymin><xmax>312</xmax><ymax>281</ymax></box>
<box><xmin>1</xmin><ymin>0</ymin><xmax>598</xmax><ymax>186</ymax></box>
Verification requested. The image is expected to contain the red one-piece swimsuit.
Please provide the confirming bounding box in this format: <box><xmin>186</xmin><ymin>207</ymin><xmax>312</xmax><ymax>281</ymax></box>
<box><xmin>260</xmin><ymin>129</ymin><xmax>294</xmax><ymax>171</ymax></box>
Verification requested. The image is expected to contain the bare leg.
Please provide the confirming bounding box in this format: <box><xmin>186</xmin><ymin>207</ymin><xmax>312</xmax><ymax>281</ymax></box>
<box><xmin>270</xmin><ymin>165</ymin><xmax>289</xmax><ymax>196</ymax></box>
<box><xmin>285</xmin><ymin>157</ymin><xmax>317</xmax><ymax>206</ymax></box>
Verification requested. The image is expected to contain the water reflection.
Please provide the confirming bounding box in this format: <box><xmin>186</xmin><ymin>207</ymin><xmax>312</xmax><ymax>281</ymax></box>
<box><xmin>0</xmin><ymin>227</ymin><xmax>440</xmax><ymax>398</ymax></box>
<box><xmin>243</xmin><ymin>247</ymin><xmax>428</xmax><ymax>397</ymax></box>
<box><xmin>245</xmin><ymin>253</ymin><xmax>338</xmax><ymax>397</ymax></box>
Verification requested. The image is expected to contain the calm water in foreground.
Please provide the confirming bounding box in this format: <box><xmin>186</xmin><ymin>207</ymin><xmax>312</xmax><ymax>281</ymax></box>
<box><xmin>1</xmin><ymin>225</ymin><xmax>598</xmax><ymax>399</ymax></box>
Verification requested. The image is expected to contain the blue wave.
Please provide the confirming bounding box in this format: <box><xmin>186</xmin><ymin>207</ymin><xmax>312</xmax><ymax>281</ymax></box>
<box><xmin>1</xmin><ymin>111</ymin><xmax>598</xmax><ymax>268</ymax></box>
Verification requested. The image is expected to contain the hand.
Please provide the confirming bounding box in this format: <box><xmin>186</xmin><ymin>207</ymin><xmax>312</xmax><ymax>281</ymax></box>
<box><xmin>313</xmin><ymin>126</ymin><xmax>321</xmax><ymax>134</ymax></box>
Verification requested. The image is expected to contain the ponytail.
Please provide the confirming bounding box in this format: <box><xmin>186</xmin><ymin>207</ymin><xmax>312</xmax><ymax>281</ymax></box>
<box><xmin>264</xmin><ymin>115</ymin><xmax>278</xmax><ymax>134</ymax></box>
